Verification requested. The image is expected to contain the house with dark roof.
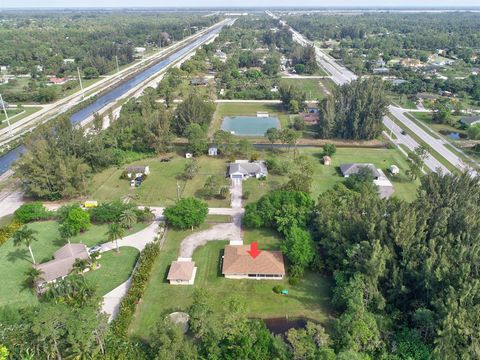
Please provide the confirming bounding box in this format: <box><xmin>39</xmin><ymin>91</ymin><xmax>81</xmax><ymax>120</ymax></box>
<box><xmin>167</xmin><ymin>260</ymin><xmax>197</xmax><ymax>285</ymax></box>
<box><xmin>460</xmin><ymin>116</ymin><xmax>480</xmax><ymax>127</ymax></box>
<box><xmin>228</xmin><ymin>161</ymin><xmax>268</xmax><ymax>180</ymax></box>
<box><xmin>126</xmin><ymin>165</ymin><xmax>150</xmax><ymax>179</ymax></box>
<box><xmin>34</xmin><ymin>243</ymin><xmax>90</xmax><ymax>291</ymax></box>
<box><xmin>339</xmin><ymin>163</ymin><xmax>380</xmax><ymax>179</ymax></box>
<box><xmin>222</xmin><ymin>245</ymin><xmax>285</xmax><ymax>280</ymax></box>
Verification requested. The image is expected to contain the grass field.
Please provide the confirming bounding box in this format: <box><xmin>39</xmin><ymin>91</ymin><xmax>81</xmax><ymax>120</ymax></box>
<box><xmin>0</xmin><ymin>220</ymin><xmax>147</xmax><ymax>308</ymax></box>
<box><xmin>0</xmin><ymin>106</ymin><xmax>43</xmax><ymax>129</ymax></box>
<box><xmin>243</xmin><ymin>147</ymin><xmax>420</xmax><ymax>203</ymax></box>
<box><xmin>90</xmin><ymin>154</ymin><xmax>230</xmax><ymax>207</ymax></box>
<box><xmin>280</xmin><ymin>78</ymin><xmax>329</xmax><ymax>101</ymax></box>
<box><xmin>129</xmin><ymin>227</ymin><xmax>333</xmax><ymax>341</ymax></box>
<box><xmin>211</xmin><ymin>102</ymin><xmax>290</xmax><ymax>137</ymax></box>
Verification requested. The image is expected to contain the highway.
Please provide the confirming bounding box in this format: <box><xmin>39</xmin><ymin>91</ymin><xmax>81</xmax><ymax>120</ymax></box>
<box><xmin>268</xmin><ymin>11</ymin><xmax>477</xmax><ymax>176</ymax></box>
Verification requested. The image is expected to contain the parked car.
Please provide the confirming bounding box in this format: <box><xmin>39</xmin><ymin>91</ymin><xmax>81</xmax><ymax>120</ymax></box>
<box><xmin>401</xmin><ymin>130</ymin><xmax>407</xmax><ymax>135</ymax></box>
<box><xmin>88</xmin><ymin>245</ymin><xmax>102</xmax><ymax>254</ymax></box>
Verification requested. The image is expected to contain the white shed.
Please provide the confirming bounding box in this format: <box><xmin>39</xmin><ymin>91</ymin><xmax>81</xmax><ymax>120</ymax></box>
<box><xmin>389</xmin><ymin>165</ymin><xmax>400</xmax><ymax>175</ymax></box>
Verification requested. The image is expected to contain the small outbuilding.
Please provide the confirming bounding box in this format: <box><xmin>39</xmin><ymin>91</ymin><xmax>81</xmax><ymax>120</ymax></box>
<box><xmin>167</xmin><ymin>260</ymin><xmax>197</xmax><ymax>285</ymax></box>
<box><xmin>208</xmin><ymin>147</ymin><xmax>218</xmax><ymax>156</ymax></box>
<box><xmin>185</xmin><ymin>153</ymin><xmax>193</xmax><ymax>159</ymax></box>
<box><xmin>389</xmin><ymin>165</ymin><xmax>400</xmax><ymax>175</ymax></box>
<box><xmin>323</xmin><ymin>156</ymin><xmax>332</xmax><ymax>166</ymax></box>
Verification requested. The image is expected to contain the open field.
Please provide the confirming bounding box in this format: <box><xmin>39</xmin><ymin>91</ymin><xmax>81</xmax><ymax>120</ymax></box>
<box><xmin>0</xmin><ymin>106</ymin><xmax>43</xmax><ymax>129</ymax></box>
<box><xmin>243</xmin><ymin>147</ymin><xmax>420</xmax><ymax>203</ymax></box>
<box><xmin>211</xmin><ymin>102</ymin><xmax>290</xmax><ymax>136</ymax></box>
<box><xmin>0</xmin><ymin>220</ymin><xmax>148</xmax><ymax>308</ymax></box>
<box><xmin>129</xmin><ymin>227</ymin><xmax>333</xmax><ymax>341</ymax></box>
<box><xmin>280</xmin><ymin>78</ymin><xmax>329</xmax><ymax>100</ymax></box>
<box><xmin>90</xmin><ymin>154</ymin><xmax>230</xmax><ymax>207</ymax></box>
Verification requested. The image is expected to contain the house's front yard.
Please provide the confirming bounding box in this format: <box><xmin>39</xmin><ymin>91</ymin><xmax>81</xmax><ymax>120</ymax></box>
<box><xmin>0</xmin><ymin>220</ymin><xmax>147</xmax><ymax>308</ymax></box>
<box><xmin>129</xmin><ymin>226</ymin><xmax>333</xmax><ymax>341</ymax></box>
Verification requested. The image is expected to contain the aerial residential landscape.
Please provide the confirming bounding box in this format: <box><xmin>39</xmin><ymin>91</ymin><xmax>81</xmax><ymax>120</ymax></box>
<box><xmin>0</xmin><ymin>2</ymin><xmax>479</xmax><ymax>360</ymax></box>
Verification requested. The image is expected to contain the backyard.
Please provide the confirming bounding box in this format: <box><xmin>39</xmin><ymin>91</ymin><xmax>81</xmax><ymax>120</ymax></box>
<box><xmin>129</xmin><ymin>226</ymin><xmax>333</xmax><ymax>341</ymax></box>
<box><xmin>0</xmin><ymin>220</ymin><xmax>146</xmax><ymax>308</ymax></box>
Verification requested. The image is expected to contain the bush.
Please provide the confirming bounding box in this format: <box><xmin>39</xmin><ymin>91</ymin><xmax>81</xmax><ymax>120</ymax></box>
<box><xmin>14</xmin><ymin>202</ymin><xmax>51</xmax><ymax>223</ymax></box>
<box><xmin>243</xmin><ymin>190</ymin><xmax>251</xmax><ymax>200</ymax></box>
<box><xmin>273</xmin><ymin>285</ymin><xmax>283</xmax><ymax>294</ymax></box>
<box><xmin>0</xmin><ymin>220</ymin><xmax>22</xmax><ymax>247</ymax></box>
<box><xmin>164</xmin><ymin>198</ymin><xmax>208</xmax><ymax>230</ymax></box>
<box><xmin>111</xmin><ymin>241</ymin><xmax>160</xmax><ymax>338</ymax></box>
<box><xmin>59</xmin><ymin>206</ymin><xmax>91</xmax><ymax>238</ymax></box>
<box><xmin>89</xmin><ymin>201</ymin><xmax>135</xmax><ymax>223</ymax></box>
<box><xmin>135</xmin><ymin>207</ymin><xmax>155</xmax><ymax>223</ymax></box>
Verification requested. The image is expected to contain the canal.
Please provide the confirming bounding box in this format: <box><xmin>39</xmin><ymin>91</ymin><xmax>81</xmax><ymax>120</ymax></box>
<box><xmin>0</xmin><ymin>22</ymin><xmax>226</xmax><ymax>176</ymax></box>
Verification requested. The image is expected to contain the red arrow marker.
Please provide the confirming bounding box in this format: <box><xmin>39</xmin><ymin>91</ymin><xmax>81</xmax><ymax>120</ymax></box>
<box><xmin>248</xmin><ymin>242</ymin><xmax>262</xmax><ymax>259</ymax></box>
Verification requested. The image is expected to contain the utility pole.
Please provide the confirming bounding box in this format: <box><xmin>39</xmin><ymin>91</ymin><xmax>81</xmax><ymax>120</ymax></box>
<box><xmin>77</xmin><ymin>67</ymin><xmax>84</xmax><ymax>98</ymax></box>
<box><xmin>115</xmin><ymin>55</ymin><xmax>120</xmax><ymax>73</ymax></box>
<box><xmin>0</xmin><ymin>93</ymin><xmax>12</xmax><ymax>137</ymax></box>
<box><xmin>176</xmin><ymin>181</ymin><xmax>180</xmax><ymax>200</ymax></box>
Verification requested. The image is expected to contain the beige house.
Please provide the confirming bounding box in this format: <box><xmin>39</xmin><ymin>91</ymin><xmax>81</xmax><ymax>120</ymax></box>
<box><xmin>167</xmin><ymin>260</ymin><xmax>197</xmax><ymax>285</ymax></box>
<box><xmin>222</xmin><ymin>245</ymin><xmax>285</xmax><ymax>280</ymax></box>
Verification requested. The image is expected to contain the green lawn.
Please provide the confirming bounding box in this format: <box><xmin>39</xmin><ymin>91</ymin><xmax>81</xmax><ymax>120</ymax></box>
<box><xmin>211</xmin><ymin>102</ymin><xmax>290</xmax><ymax>137</ymax></box>
<box><xmin>0</xmin><ymin>220</ymin><xmax>148</xmax><ymax>308</ymax></box>
<box><xmin>0</xmin><ymin>107</ymin><xmax>43</xmax><ymax>129</ymax></box>
<box><xmin>129</xmin><ymin>227</ymin><xmax>333</xmax><ymax>341</ymax></box>
<box><xmin>85</xmin><ymin>247</ymin><xmax>139</xmax><ymax>296</ymax></box>
<box><xmin>280</xmin><ymin>79</ymin><xmax>329</xmax><ymax>100</ymax></box>
<box><xmin>243</xmin><ymin>147</ymin><xmax>419</xmax><ymax>203</ymax></box>
<box><xmin>90</xmin><ymin>155</ymin><xmax>230</xmax><ymax>207</ymax></box>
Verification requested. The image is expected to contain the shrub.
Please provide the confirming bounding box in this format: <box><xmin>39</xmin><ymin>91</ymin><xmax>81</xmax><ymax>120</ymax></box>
<box><xmin>89</xmin><ymin>201</ymin><xmax>135</xmax><ymax>223</ymax></box>
<box><xmin>59</xmin><ymin>206</ymin><xmax>91</xmax><ymax>238</ymax></box>
<box><xmin>14</xmin><ymin>202</ymin><xmax>51</xmax><ymax>223</ymax></box>
<box><xmin>164</xmin><ymin>198</ymin><xmax>208</xmax><ymax>230</ymax></box>
<box><xmin>135</xmin><ymin>207</ymin><xmax>155</xmax><ymax>223</ymax></box>
<box><xmin>111</xmin><ymin>241</ymin><xmax>160</xmax><ymax>337</ymax></box>
<box><xmin>0</xmin><ymin>220</ymin><xmax>22</xmax><ymax>247</ymax></box>
<box><xmin>243</xmin><ymin>190</ymin><xmax>251</xmax><ymax>200</ymax></box>
<box><xmin>273</xmin><ymin>285</ymin><xmax>283</xmax><ymax>294</ymax></box>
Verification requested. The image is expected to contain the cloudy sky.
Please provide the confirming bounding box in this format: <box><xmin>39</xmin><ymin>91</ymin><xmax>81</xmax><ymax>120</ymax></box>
<box><xmin>1</xmin><ymin>0</ymin><xmax>479</xmax><ymax>9</ymax></box>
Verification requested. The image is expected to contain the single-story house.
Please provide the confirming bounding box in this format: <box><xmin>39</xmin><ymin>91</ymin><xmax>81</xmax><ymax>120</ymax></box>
<box><xmin>374</xmin><ymin>169</ymin><xmax>395</xmax><ymax>199</ymax></box>
<box><xmin>35</xmin><ymin>243</ymin><xmax>90</xmax><ymax>291</ymax></box>
<box><xmin>228</xmin><ymin>161</ymin><xmax>268</xmax><ymax>180</ymax></box>
<box><xmin>208</xmin><ymin>147</ymin><xmax>218</xmax><ymax>156</ymax></box>
<box><xmin>373</xmin><ymin>67</ymin><xmax>389</xmax><ymax>74</ymax></box>
<box><xmin>340</xmin><ymin>163</ymin><xmax>380</xmax><ymax>180</ymax></box>
<box><xmin>323</xmin><ymin>156</ymin><xmax>332</xmax><ymax>166</ymax></box>
<box><xmin>126</xmin><ymin>165</ymin><xmax>150</xmax><ymax>179</ymax></box>
<box><xmin>222</xmin><ymin>245</ymin><xmax>285</xmax><ymax>280</ymax></box>
<box><xmin>190</xmin><ymin>78</ymin><xmax>209</xmax><ymax>86</ymax></box>
<box><xmin>48</xmin><ymin>77</ymin><xmax>70</xmax><ymax>85</ymax></box>
<box><xmin>167</xmin><ymin>260</ymin><xmax>197</xmax><ymax>285</ymax></box>
<box><xmin>460</xmin><ymin>116</ymin><xmax>480</xmax><ymax>127</ymax></box>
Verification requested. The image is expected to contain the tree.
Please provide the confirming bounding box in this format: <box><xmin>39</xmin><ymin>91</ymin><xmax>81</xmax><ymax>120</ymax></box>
<box><xmin>59</xmin><ymin>206</ymin><xmax>91</xmax><ymax>240</ymax></box>
<box><xmin>83</xmin><ymin>66</ymin><xmax>99</xmax><ymax>79</ymax></box>
<box><xmin>294</xmin><ymin>63</ymin><xmax>305</xmax><ymax>74</ymax></box>
<box><xmin>289</xmin><ymin>99</ymin><xmax>300</xmax><ymax>114</ymax></box>
<box><xmin>265</xmin><ymin>127</ymin><xmax>279</xmax><ymax>149</ymax></box>
<box><xmin>283</xmin><ymin>155</ymin><xmax>314</xmax><ymax>192</ymax></box>
<box><xmin>214</xmin><ymin>130</ymin><xmax>235</xmax><ymax>157</ymax></box>
<box><xmin>25</xmin><ymin>266</ymin><xmax>43</xmax><ymax>289</ymax></box>
<box><xmin>238</xmin><ymin>138</ymin><xmax>253</xmax><ymax>157</ymax></box>
<box><xmin>106</xmin><ymin>223</ymin><xmax>125</xmax><ymax>253</ymax></box>
<box><xmin>72</xmin><ymin>258</ymin><xmax>89</xmax><ymax>275</ymax></box>
<box><xmin>119</xmin><ymin>209</ymin><xmax>137</xmax><ymax>229</ymax></box>
<box><xmin>13</xmin><ymin>226</ymin><xmax>38</xmax><ymax>264</ymax></box>
<box><xmin>183</xmin><ymin>159</ymin><xmax>199</xmax><ymax>180</ymax></box>
<box><xmin>286</xmin><ymin>322</ymin><xmax>333</xmax><ymax>360</ymax></box>
<box><xmin>279</xmin><ymin>82</ymin><xmax>306</xmax><ymax>112</ymax></box>
<box><xmin>406</xmin><ymin>145</ymin><xmax>428</xmax><ymax>180</ymax></box>
<box><xmin>164</xmin><ymin>197</ymin><xmax>208</xmax><ymax>230</ymax></box>
<box><xmin>186</xmin><ymin>123</ymin><xmax>208</xmax><ymax>156</ymax></box>
<box><xmin>201</xmin><ymin>176</ymin><xmax>221</xmax><ymax>199</ymax></box>
<box><xmin>14</xmin><ymin>202</ymin><xmax>50</xmax><ymax>223</ymax></box>
<box><xmin>323</xmin><ymin>143</ymin><xmax>336</xmax><ymax>157</ymax></box>
<box><xmin>282</xmin><ymin>225</ymin><xmax>315</xmax><ymax>271</ymax></box>
<box><xmin>174</xmin><ymin>93</ymin><xmax>215</xmax><ymax>136</ymax></box>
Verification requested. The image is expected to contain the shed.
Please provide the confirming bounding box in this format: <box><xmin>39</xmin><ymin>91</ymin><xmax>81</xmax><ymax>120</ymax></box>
<box><xmin>185</xmin><ymin>153</ymin><xmax>193</xmax><ymax>159</ymax></box>
<box><xmin>167</xmin><ymin>260</ymin><xmax>197</xmax><ymax>285</ymax></box>
<box><xmin>389</xmin><ymin>165</ymin><xmax>400</xmax><ymax>175</ymax></box>
<box><xmin>208</xmin><ymin>147</ymin><xmax>218</xmax><ymax>156</ymax></box>
<box><xmin>323</xmin><ymin>156</ymin><xmax>332</xmax><ymax>166</ymax></box>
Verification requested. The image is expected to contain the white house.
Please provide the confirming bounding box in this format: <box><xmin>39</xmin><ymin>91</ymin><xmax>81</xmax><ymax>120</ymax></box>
<box><xmin>389</xmin><ymin>165</ymin><xmax>400</xmax><ymax>175</ymax></box>
<box><xmin>228</xmin><ymin>161</ymin><xmax>268</xmax><ymax>180</ymax></box>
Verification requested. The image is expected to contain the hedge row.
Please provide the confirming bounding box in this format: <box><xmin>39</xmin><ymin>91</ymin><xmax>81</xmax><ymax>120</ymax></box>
<box><xmin>0</xmin><ymin>220</ymin><xmax>22</xmax><ymax>247</ymax></box>
<box><xmin>110</xmin><ymin>240</ymin><xmax>160</xmax><ymax>337</ymax></box>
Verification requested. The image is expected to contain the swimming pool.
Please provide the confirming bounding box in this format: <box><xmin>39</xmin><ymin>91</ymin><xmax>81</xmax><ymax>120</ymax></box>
<box><xmin>221</xmin><ymin>116</ymin><xmax>280</xmax><ymax>136</ymax></box>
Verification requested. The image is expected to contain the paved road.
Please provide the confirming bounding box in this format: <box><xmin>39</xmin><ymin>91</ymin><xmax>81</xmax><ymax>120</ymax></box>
<box><xmin>269</xmin><ymin>11</ymin><xmax>477</xmax><ymax>176</ymax></box>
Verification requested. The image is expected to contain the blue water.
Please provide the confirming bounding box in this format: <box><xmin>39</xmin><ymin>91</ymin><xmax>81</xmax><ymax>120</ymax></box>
<box><xmin>0</xmin><ymin>24</ymin><xmax>225</xmax><ymax>176</ymax></box>
<box><xmin>221</xmin><ymin>116</ymin><xmax>280</xmax><ymax>136</ymax></box>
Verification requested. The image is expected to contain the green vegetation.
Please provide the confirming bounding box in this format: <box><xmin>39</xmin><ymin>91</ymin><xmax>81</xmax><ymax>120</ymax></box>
<box><xmin>0</xmin><ymin>106</ymin><xmax>42</xmax><ymax>129</ymax></box>
<box><xmin>280</xmin><ymin>78</ymin><xmax>329</xmax><ymax>101</ymax></box>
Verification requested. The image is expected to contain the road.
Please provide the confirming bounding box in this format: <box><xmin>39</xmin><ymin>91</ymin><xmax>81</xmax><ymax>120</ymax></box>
<box><xmin>268</xmin><ymin>11</ymin><xmax>477</xmax><ymax>175</ymax></box>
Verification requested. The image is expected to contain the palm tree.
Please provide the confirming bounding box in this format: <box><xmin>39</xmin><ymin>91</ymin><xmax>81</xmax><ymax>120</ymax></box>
<box><xmin>106</xmin><ymin>223</ymin><xmax>125</xmax><ymax>253</ymax></box>
<box><xmin>13</xmin><ymin>226</ymin><xmax>39</xmax><ymax>264</ymax></box>
<box><xmin>72</xmin><ymin>258</ymin><xmax>89</xmax><ymax>275</ymax></box>
<box><xmin>119</xmin><ymin>209</ymin><xmax>137</xmax><ymax>229</ymax></box>
<box><xmin>25</xmin><ymin>267</ymin><xmax>43</xmax><ymax>290</ymax></box>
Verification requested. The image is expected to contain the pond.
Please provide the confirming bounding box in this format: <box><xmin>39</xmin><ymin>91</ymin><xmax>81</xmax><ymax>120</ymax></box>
<box><xmin>262</xmin><ymin>317</ymin><xmax>308</xmax><ymax>335</ymax></box>
<box><xmin>439</xmin><ymin>130</ymin><xmax>468</xmax><ymax>140</ymax></box>
<box><xmin>221</xmin><ymin>116</ymin><xmax>280</xmax><ymax>136</ymax></box>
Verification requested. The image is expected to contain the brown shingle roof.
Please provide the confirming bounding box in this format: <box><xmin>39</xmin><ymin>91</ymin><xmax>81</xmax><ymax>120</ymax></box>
<box><xmin>222</xmin><ymin>245</ymin><xmax>285</xmax><ymax>276</ymax></box>
<box><xmin>35</xmin><ymin>244</ymin><xmax>89</xmax><ymax>283</ymax></box>
<box><xmin>167</xmin><ymin>261</ymin><xmax>195</xmax><ymax>281</ymax></box>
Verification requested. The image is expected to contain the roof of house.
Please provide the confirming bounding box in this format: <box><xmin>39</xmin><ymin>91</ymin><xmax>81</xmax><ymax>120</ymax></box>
<box><xmin>49</xmin><ymin>77</ymin><xmax>68</xmax><ymax>84</ymax></box>
<box><xmin>35</xmin><ymin>244</ymin><xmax>89</xmax><ymax>283</ymax></box>
<box><xmin>340</xmin><ymin>163</ymin><xmax>380</xmax><ymax>178</ymax></box>
<box><xmin>460</xmin><ymin>116</ymin><xmax>480</xmax><ymax>126</ymax></box>
<box><xmin>167</xmin><ymin>261</ymin><xmax>195</xmax><ymax>281</ymax></box>
<box><xmin>126</xmin><ymin>165</ymin><xmax>147</xmax><ymax>173</ymax></box>
<box><xmin>229</xmin><ymin>162</ymin><xmax>267</xmax><ymax>176</ymax></box>
<box><xmin>222</xmin><ymin>245</ymin><xmax>285</xmax><ymax>275</ymax></box>
<box><xmin>190</xmin><ymin>78</ymin><xmax>208</xmax><ymax>85</ymax></box>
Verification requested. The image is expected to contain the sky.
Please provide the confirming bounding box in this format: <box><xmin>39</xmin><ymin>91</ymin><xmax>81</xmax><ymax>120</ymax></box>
<box><xmin>1</xmin><ymin>0</ymin><xmax>479</xmax><ymax>9</ymax></box>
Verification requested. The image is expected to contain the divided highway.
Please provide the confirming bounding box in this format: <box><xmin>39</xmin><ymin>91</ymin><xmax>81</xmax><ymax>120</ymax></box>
<box><xmin>267</xmin><ymin>11</ymin><xmax>477</xmax><ymax>176</ymax></box>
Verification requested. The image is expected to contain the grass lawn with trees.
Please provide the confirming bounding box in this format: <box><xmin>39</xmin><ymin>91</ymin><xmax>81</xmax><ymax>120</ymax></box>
<box><xmin>0</xmin><ymin>220</ymin><xmax>147</xmax><ymax>308</ymax></box>
<box><xmin>129</xmin><ymin>227</ymin><xmax>333</xmax><ymax>341</ymax></box>
<box><xmin>280</xmin><ymin>78</ymin><xmax>330</xmax><ymax>101</ymax></box>
<box><xmin>243</xmin><ymin>147</ymin><xmax>420</xmax><ymax>203</ymax></box>
<box><xmin>0</xmin><ymin>106</ymin><xmax>43</xmax><ymax>129</ymax></box>
<box><xmin>90</xmin><ymin>155</ymin><xmax>230</xmax><ymax>207</ymax></box>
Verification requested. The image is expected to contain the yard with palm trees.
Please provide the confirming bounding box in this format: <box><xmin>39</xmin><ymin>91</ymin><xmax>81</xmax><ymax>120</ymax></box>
<box><xmin>0</xmin><ymin>220</ymin><xmax>145</xmax><ymax>308</ymax></box>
